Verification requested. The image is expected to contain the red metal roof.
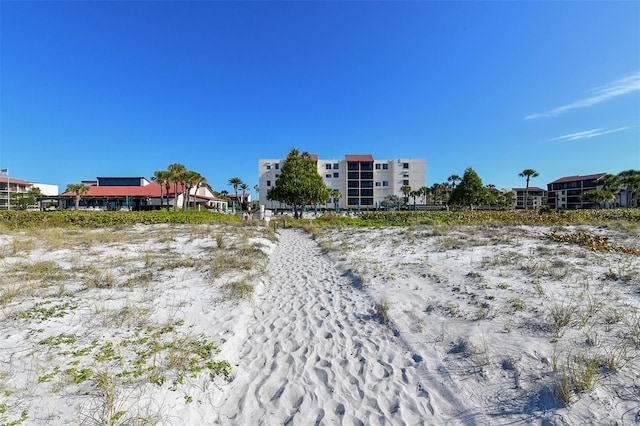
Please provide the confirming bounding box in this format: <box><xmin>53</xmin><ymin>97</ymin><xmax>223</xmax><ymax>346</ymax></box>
<box><xmin>345</xmin><ymin>154</ymin><xmax>374</xmax><ymax>162</ymax></box>
<box><xmin>60</xmin><ymin>182</ymin><xmax>185</xmax><ymax>197</ymax></box>
<box><xmin>549</xmin><ymin>173</ymin><xmax>606</xmax><ymax>184</ymax></box>
<box><xmin>3</xmin><ymin>178</ymin><xmax>32</xmax><ymax>185</ymax></box>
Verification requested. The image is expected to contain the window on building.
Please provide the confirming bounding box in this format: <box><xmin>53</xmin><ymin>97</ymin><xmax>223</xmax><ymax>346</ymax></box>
<box><xmin>375</xmin><ymin>182</ymin><xmax>381</xmax><ymax>187</ymax></box>
<box><xmin>375</xmin><ymin>164</ymin><xmax>381</xmax><ymax>170</ymax></box>
<box><xmin>275</xmin><ymin>163</ymin><xmax>279</xmax><ymax>170</ymax></box>
<box><xmin>333</xmin><ymin>163</ymin><xmax>339</xmax><ymax>169</ymax></box>
<box><xmin>361</xmin><ymin>172</ymin><xmax>373</xmax><ymax>179</ymax></box>
<box><xmin>266</xmin><ymin>165</ymin><xmax>271</xmax><ymax>170</ymax></box>
<box><xmin>361</xmin><ymin>189</ymin><xmax>373</xmax><ymax>196</ymax></box>
<box><xmin>361</xmin><ymin>181</ymin><xmax>373</xmax><ymax>188</ymax></box>
<box><xmin>347</xmin><ymin>198</ymin><xmax>359</xmax><ymax>206</ymax></box>
<box><xmin>361</xmin><ymin>162</ymin><xmax>373</xmax><ymax>171</ymax></box>
<box><xmin>403</xmin><ymin>173</ymin><xmax>409</xmax><ymax>178</ymax></box>
<box><xmin>403</xmin><ymin>180</ymin><xmax>409</xmax><ymax>185</ymax></box>
<box><xmin>267</xmin><ymin>180</ymin><xmax>271</xmax><ymax>187</ymax></box>
<box><xmin>333</xmin><ymin>172</ymin><xmax>339</xmax><ymax>178</ymax></box>
<box><xmin>383</xmin><ymin>181</ymin><xmax>389</xmax><ymax>187</ymax></box>
<box><xmin>275</xmin><ymin>174</ymin><xmax>280</xmax><ymax>178</ymax></box>
<box><xmin>383</xmin><ymin>164</ymin><xmax>389</xmax><ymax>170</ymax></box>
<box><xmin>348</xmin><ymin>163</ymin><xmax>359</xmax><ymax>170</ymax></box>
<box><xmin>326</xmin><ymin>174</ymin><xmax>332</xmax><ymax>178</ymax></box>
<box><xmin>348</xmin><ymin>189</ymin><xmax>359</xmax><ymax>196</ymax></box>
<box><xmin>403</xmin><ymin>163</ymin><xmax>409</xmax><ymax>169</ymax></box>
<box><xmin>348</xmin><ymin>181</ymin><xmax>359</xmax><ymax>188</ymax></box>
<box><xmin>348</xmin><ymin>172</ymin><xmax>359</xmax><ymax>179</ymax></box>
<box><xmin>326</xmin><ymin>164</ymin><xmax>332</xmax><ymax>170</ymax></box>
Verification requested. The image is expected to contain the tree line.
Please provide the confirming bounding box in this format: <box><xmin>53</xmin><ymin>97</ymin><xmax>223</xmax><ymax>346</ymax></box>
<box><xmin>265</xmin><ymin>148</ymin><xmax>640</xmax><ymax>214</ymax></box>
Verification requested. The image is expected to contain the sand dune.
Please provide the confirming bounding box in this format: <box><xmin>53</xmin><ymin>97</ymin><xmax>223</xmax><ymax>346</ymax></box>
<box><xmin>1</xmin><ymin>223</ymin><xmax>638</xmax><ymax>425</ymax></box>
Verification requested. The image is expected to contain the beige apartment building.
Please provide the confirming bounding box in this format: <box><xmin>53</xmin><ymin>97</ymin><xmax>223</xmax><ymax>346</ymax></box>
<box><xmin>258</xmin><ymin>154</ymin><xmax>426</xmax><ymax>210</ymax></box>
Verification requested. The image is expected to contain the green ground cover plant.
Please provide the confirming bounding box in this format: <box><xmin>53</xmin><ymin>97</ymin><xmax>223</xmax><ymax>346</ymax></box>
<box><xmin>0</xmin><ymin>210</ymin><xmax>241</xmax><ymax>229</ymax></box>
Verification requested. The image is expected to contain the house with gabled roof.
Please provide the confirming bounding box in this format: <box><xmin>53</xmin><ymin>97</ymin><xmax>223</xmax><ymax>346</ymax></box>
<box><xmin>546</xmin><ymin>173</ymin><xmax>607</xmax><ymax>209</ymax></box>
<box><xmin>59</xmin><ymin>176</ymin><xmax>227</xmax><ymax>211</ymax></box>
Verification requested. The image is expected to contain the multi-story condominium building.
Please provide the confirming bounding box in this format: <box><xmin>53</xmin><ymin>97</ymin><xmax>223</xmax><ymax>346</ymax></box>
<box><xmin>0</xmin><ymin>177</ymin><xmax>59</xmax><ymax>210</ymax></box>
<box><xmin>258</xmin><ymin>154</ymin><xmax>426</xmax><ymax>209</ymax></box>
<box><xmin>546</xmin><ymin>173</ymin><xmax>606</xmax><ymax>209</ymax></box>
<box><xmin>511</xmin><ymin>187</ymin><xmax>547</xmax><ymax>209</ymax></box>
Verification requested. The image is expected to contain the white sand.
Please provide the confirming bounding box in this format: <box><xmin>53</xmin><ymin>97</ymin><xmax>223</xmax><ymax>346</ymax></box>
<box><xmin>1</xmin><ymin>223</ymin><xmax>639</xmax><ymax>425</ymax></box>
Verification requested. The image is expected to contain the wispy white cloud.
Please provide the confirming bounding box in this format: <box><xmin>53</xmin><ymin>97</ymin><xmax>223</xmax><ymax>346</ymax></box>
<box><xmin>548</xmin><ymin>126</ymin><xmax>632</xmax><ymax>142</ymax></box>
<box><xmin>526</xmin><ymin>72</ymin><xmax>640</xmax><ymax>120</ymax></box>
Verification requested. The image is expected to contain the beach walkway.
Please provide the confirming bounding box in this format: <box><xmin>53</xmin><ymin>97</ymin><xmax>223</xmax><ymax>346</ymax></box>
<box><xmin>218</xmin><ymin>228</ymin><xmax>451</xmax><ymax>425</ymax></box>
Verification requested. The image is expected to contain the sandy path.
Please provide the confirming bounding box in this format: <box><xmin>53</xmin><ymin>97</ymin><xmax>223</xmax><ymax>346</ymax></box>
<box><xmin>217</xmin><ymin>229</ymin><xmax>459</xmax><ymax>425</ymax></box>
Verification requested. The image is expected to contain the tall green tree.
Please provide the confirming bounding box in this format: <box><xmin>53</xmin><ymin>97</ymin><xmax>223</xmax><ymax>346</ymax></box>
<box><xmin>598</xmin><ymin>174</ymin><xmax>621</xmax><ymax>207</ymax></box>
<box><xmin>419</xmin><ymin>186</ymin><xmax>430</xmax><ymax>204</ymax></box>
<box><xmin>182</xmin><ymin>170</ymin><xmax>204</xmax><ymax>210</ymax></box>
<box><xmin>228</xmin><ymin>177</ymin><xmax>244</xmax><ymax>210</ymax></box>
<box><xmin>400</xmin><ymin>185</ymin><xmax>412</xmax><ymax>204</ymax></box>
<box><xmin>518</xmin><ymin>169</ymin><xmax>539</xmax><ymax>210</ymax></box>
<box><xmin>239</xmin><ymin>182</ymin><xmax>249</xmax><ymax>210</ymax></box>
<box><xmin>152</xmin><ymin>170</ymin><xmax>171</xmax><ymax>210</ymax></box>
<box><xmin>449</xmin><ymin>168</ymin><xmax>489</xmax><ymax>210</ymax></box>
<box><xmin>410</xmin><ymin>189</ymin><xmax>421</xmax><ymax>206</ymax></box>
<box><xmin>448</xmin><ymin>174</ymin><xmax>461</xmax><ymax>190</ymax></box>
<box><xmin>167</xmin><ymin>163</ymin><xmax>187</xmax><ymax>211</ymax></box>
<box><xmin>267</xmin><ymin>148</ymin><xmax>329</xmax><ymax>219</ymax></box>
<box><xmin>582</xmin><ymin>189</ymin><xmax>615</xmax><ymax>208</ymax></box>
<box><xmin>65</xmin><ymin>183</ymin><xmax>90</xmax><ymax>210</ymax></box>
<box><xmin>618</xmin><ymin>170</ymin><xmax>640</xmax><ymax>208</ymax></box>
<box><xmin>192</xmin><ymin>173</ymin><xmax>207</xmax><ymax>209</ymax></box>
<box><xmin>430</xmin><ymin>183</ymin><xmax>443</xmax><ymax>205</ymax></box>
<box><xmin>329</xmin><ymin>189</ymin><xmax>342</xmax><ymax>210</ymax></box>
<box><xmin>12</xmin><ymin>187</ymin><xmax>42</xmax><ymax>209</ymax></box>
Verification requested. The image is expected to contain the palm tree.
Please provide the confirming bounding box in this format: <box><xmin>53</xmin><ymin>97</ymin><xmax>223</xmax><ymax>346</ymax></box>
<box><xmin>441</xmin><ymin>182</ymin><xmax>453</xmax><ymax>209</ymax></box>
<box><xmin>518</xmin><ymin>169</ymin><xmax>539</xmax><ymax>210</ymax></box>
<box><xmin>329</xmin><ymin>189</ymin><xmax>342</xmax><ymax>210</ymax></box>
<box><xmin>431</xmin><ymin>183</ymin><xmax>443</xmax><ymax>205</ymax></box>
<box><xmin>410</xmin><ymin>189</ymin><xmax>421</xmax><ymax>209</ymax></box>
<box><xmin>228</xmin><ymin>177</ymin><xmax>244</xmax><ymax>210</ymax></box>
<box><xmin>65</xmin><ymin>183</ymin><xmax>90</xmax><ymax>210</ymax></box>
<box><xmin>167</xmin><ymin>163</ymin><xmax>187</xmax><ymax>211</ymax></box>
<box><xmin>152</xmin><ymin>170</ymin><xmax>170</xmax><ymax>210</ymax></box>
<box><xmin>419</xmin><ymin>186</ymin><xmax>430</xmax><ymax>204</ymax></box>
<box><xmin>400</xmin><ymin>185</ymin><xmax>412</xmax><ymax>205</ymax></box>
<box><xmin>448</xmin><ymin>174</ymin><xmax>461</xmax><ymax>190</ymax></box>
<box><xmin>239</xmin><ymin>183</ymin><xmax>249</xmax><ymax>211</ymax></box>
<box><xmin>181</xmin><ymin>170</ymin><xmax>203</xmax><ymax>210</ymax></box>
<box><xmin>192</xmin><ymin>173</ymin><xmax>207</xmax><ymax>209</ymax></box>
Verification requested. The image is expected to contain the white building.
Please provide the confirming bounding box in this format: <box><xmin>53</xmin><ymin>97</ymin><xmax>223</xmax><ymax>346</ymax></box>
<box><xmin>258</xmin><ymin>154</ymin><xmax>426</xmax><ymax>209</ymax></box>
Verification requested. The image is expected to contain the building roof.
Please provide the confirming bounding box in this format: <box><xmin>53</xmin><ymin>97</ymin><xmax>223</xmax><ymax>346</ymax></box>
<box><xmin>345</xmin><ymin>154</ymin><xmax>374</xmax><ymax>162</ymax></box>
<box><xmin>60</xmin><ymin>182</ymin><xmax>183</xmax><ymax>197</ymax></box>
<box><xmin>549</xmin><ymin>173</ymin><xmax>606</xmax><ymax>184</ymax></box>
<box><xmin>228</xmin><ymin>193</ymin><xmax>251</xmax><ymax>200</ymax></box>
<box><xmin>512</xmin><ymin>187</ymin><xmax>546</xmax><ymax>192</ymax></box>
<box><xmin>2</xmin><ymin>178</ymin><xmax>32</xmax><ymax>185</ymax></box>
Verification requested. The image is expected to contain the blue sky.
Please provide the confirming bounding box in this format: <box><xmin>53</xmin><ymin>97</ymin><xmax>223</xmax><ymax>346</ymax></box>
<box><xmin>1</xmin><ymin>1</ymin><xmax>638</xmax><ymax>195</ymax></box>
